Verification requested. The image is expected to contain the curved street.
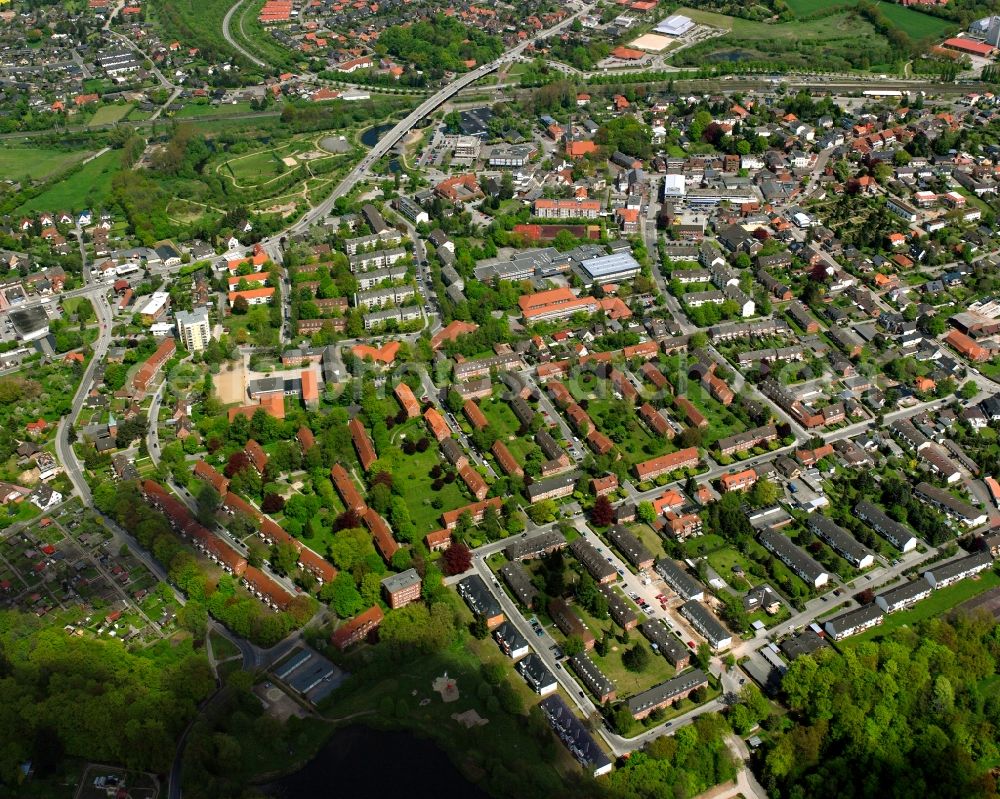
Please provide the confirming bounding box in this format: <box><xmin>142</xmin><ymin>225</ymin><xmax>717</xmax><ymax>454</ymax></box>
<box><xmin>222</xmin><ymin>0</ymin><xmax>267</xmax><ymax>68</ymax></box>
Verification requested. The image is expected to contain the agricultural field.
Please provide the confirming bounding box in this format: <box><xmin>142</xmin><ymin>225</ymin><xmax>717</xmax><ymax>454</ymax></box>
<box><xmin>17</xmin><ymin>149</ymin><xmax>123</xmax><ymax>214</ymax></box>
<box><xmin>0</xmin><ymin>146</ymin><xmax>91</xmax><ymax>182</ymax></box>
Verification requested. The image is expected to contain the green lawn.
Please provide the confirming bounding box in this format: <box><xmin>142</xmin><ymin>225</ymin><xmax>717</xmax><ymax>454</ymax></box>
<box><xmin>588</xmin><ymin>398</ymin><xmax>675</xmax><ymax>468</ymax></box>
<box><xmin>18</xmin><ymin>149</ymin><xmax>123</xmax><ymax>214</ymax></box>
<box><xmin>550</xmin><ymin>597</ymin><xmax>678</xmax><ymax>699</ymax></box>
<box><xmin>88</xmin><ymin>104</ymin><xmax>132</xmax><ymax>127</ymax></box>
<box><xmin>209</xmin><ymin>629</ymin><xmax>240</xmax><ymax>660</ymax></box>
<box><xmin>849</xmin><ymin>570</ymin><xmax>1000</xmax><ymax>643</ymax></box>
<box><xmin>0</xmin><ymin>146</ymin><xmax>90</xmax><ymax>182</ymax></box>
<box><xmin>677</xmin><ymin>6</ymin><xmax>865</xmax><ymax>39</ymax></box>
<box><xmin>695</xmin><ymin>0</ymin><xmax>952</xmax><ymax>38</ymax></box>
<box><xmin>684</xmin><ymin>534</ymin><xmax>727</xmax><ymax>558</ymax></box>
<box><xmin>479</xmin><ymin>395</ymin><xmax>540</xmax><ymax>463</ymax></box>
<box><xmin>706</xmin><ymin>547</ymin><xmax>759</xmax><ymax>589</ymax></box>
<box><xmin>61</xmin><ymin>297</ymin><xmax>94</xmax><ymax>319</ymax></box>
<box><xmin>390</xmin><ymin>420</ymin><xmax>474</xmax><ymax>534</ymax></box>
<box><xmin>225</xmin><ymin>149</ymin><xmax>286</xmax><ymax>184</ymax></box>
<box><xmin>629</xmin><ymin>523</ymin><xmax>668</xmax><ymax>561</ymax></box>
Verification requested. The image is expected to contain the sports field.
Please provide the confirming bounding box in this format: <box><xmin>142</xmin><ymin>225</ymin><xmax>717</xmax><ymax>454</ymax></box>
<box><xmin>0</xmin><ymin>147</ymin><xmax>90</xmax><ymax>182</ymax></box>
<box><xmin>17</xmin><ymin>149</ymin><xmax>124</xmax><ymax>214</ymax></box>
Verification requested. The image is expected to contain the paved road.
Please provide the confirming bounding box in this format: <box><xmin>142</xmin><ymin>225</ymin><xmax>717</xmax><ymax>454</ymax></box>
<box><xmin>56</xmin><ymin>290</ymin><xmax>114</xmax><ymax>507</ymax></box>
<box><xmin>222</xmin><ymin>0</ymin><xmax>267</xmax><ymax>68</ymax></box>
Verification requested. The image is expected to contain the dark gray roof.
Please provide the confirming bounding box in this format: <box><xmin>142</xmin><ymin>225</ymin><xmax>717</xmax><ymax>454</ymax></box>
<box><xmin>538</xmin><ymin>695</ymin><xmax>611</xmax><ymax>775</ymax></box>
<box><xmin>569</xmin><ymin>537</ymin><xmax>617</xmax><ymax>582</ymax></box>
<box><xmin>639</xmin><ymin>618</ymin><xmax>689</xmax><ymax>664</ymax></box>
<box><xmin>526</xmin><ymin>472</ymin><xmax>580</xmax><ymax>502</ymax></box>
<box><xmin>599</xmin><ymin>585</ymin><xmax>638</xmax><ymax>629</ymax></box>
<box><xmin>855</xmin><ymin>499</ymin><xmax>917</xmax><ymax>549</ymax></box>
<box><xmin>825</xmin><ymin>604</ymin><xmax>884</xmax><ymax>637</ymax></box>
<box><xmin>680</xmin><ymin>600</ymin><xmax>731</xmax><ymax>647</ymax></box>
<box><xmin>626</xmin><ymin>669</ymin><xmax>708</xmax><ymax>717</ymax></box>
<box><xmin>923</xmin><ymin>551</ymin><xmax>993</xmax><ymax>583</ymax></box>
<box><xmin>492</xmin><ymin>621</ymin><xmax>528</xmax><ymax>655</ymax></box>
<box><xmin>779</xmin><ymin>630</ymin><xmax>828</xmax><ymax>660</ymax></box>
<box><xmin>654</xmin><ymin>559</ymin><xmax>704</xmax><ymax>599</ymax></box>
<box><xmin>517</xmin><ymin>653</ymin><xmax>556</xmax><ymax>692</ymax></box>
<box><xmin>758</xmin><ymin>527</ymin><xmax>828</xmax><ymax>585</ymax></box>
<box><xmin>807</xmin><ymin>513</ymin><xmax>874</xmax><ymax>566</ymax></box>
<box><xmin>504</xmin><ymin>529</ymin><xmax>566</xmax><ymax>561</ymax></box>
<box><xmin>500</xmin><ymin>561</ymin><xmax>538</xmax><ymax>607</ymax></box>
<box><xmin>457</xmin><ymin>575</ymin><xmax>502</xmax><ymax>619</ymax></box>
<box><xmin>608</xmin><ymin>525</ymin><xmax>653</xmax><ymax>567</ymax></box>
<box><xmin>569</xmin><ymin>652</ymin><xmax>615</xmax><ymax>698</ymax></box>
<box><xmin>875</xmin><ymin>579</ymin><xmax>932</xmax><ymax>610</ymax></box>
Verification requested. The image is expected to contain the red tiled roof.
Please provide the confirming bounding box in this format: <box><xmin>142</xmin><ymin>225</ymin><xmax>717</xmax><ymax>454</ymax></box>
<box><xmin>634</xmin><ymin>447</ymin><xmax>699</xmax><ymax>479</ymax></box>
<box><xmin>394</xmin><ymin>382</ymin><xmax>421</xmax><ymax>418</ymax></box>
<box><xmin>363</xmin><ymin>508</ymin><xmax>400</xmax><ymax>561</ymax></box>
<box><xmin>463</xmin><ymin>400</ymin><xmax>489</xmax><ymax>431</ymax></box>
<box><xmin>331</xmin><ymin>463</ymin><xmax>366</xmax><ymax>513</ymax></box>
<box><xmin>349</xmin><ymin>417</ymin><xmax>378</xmax><ymax>470</ymax></box>
<box><xmin>194</xmin><ymin>459</ymin><xmax>229</xmax><ymax>495</ymax></box>
<box><xmin>424</xmin><ymin>407</ymin><xmax>450</xmax><ymax>441</ymax></box>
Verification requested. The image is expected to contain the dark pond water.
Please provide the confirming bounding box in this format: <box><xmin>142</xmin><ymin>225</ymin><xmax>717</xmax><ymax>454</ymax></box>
<box><xmin>361</xmin><ymin>123</ymin><xmax>395</xmax><ymax>147</ymax></box>
<box><xmin>707</xmin><ymin>49</ymin><xmax>757</xmax><ymax>62</ymax></box>
<box><xmin>264</xmin><ymin>724</ymin><xmax>492</xmax><ymax>799</ymax></box>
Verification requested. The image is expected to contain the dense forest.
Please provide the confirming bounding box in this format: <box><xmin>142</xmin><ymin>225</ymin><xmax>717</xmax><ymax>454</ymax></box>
<box><xmin>377</xmin><ymin>16</ymin><xmax>503</xmax><ymax>78</ymax></box>
<box><xmin>760</xmin><ymin>611</ymin><xmax>1000</xmax><ymax>798</ymax></box>
<box><xmin>0</xmin><ymin>613</ymin><xmax>213</xmax><ymax>784</ymax></box>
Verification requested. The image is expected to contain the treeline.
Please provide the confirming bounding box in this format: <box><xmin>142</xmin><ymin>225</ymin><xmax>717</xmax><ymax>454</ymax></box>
<box><xmin>278</xmin><ymin>96</ymin><xmax>412</xmax><ymax>133</ymax></box>
<box><xmin>856</xmin><ymin>0</ymin><xmax>922</xmax><ymax>56</ymax></box>
<box><xmin>605</xmin><ymin>713</ymin><xmax>739</xmax><ymax>798</ymax></box>
<box><xmin>0</xmin><ymin>612</ymin><xmax>213</xmax><ymax>785</ymax></box>
<box><xmin>760</xmin><ymin>612</ymin><xmax>1000</xmax><ymax>798</ymax></box>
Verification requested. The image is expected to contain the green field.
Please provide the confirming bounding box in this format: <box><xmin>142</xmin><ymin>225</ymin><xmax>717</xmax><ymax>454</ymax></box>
<box><xmin>17</xmin><ymin>149</ymin><xmax>123</xmax><ymax>214</ymax></box>
<box><xmin>226</xmin><ymin>150</ymin><xmax>285</xmax><ymax>183</ymax></box>
<box><xmin>389</xmin><ymin>419</ymin><xmax>474</xmax><ymax>534</ymax></box>
<box><xmin>677</xmin><ymin>6</ymin><xmax>867</xmax><ymax>39</ymax></box>
<box><xmin>681</xmin><ymin>2</ymin><xmax>951</xmax><ymax>40</ymax></box>
<box><xmin>784</xmin><ymin>0</ymin><xmax>850</xmax><ymax>15</ymax></box>
<box><xmin>479</xmin><ymin>395</ymin><xmax>541</xmax><ymax>463</ymax></box>
<box><xmin>876</xmin><ymin>2</ymin><xmax>954</xmax><ymax>39</ymax></box>
<box><xmin>174</xmin><ymin>101</ymin><xmax>256</xmax><ymax>119</ymax></box>
<box><xmin>88</xmin><ymin>104</ymin><xmax>132</xmax><ymax>127</ymax></box>
<box><xmin>849</xmin><ymin>570</ymin><xmax>1000</xmax><ymax>643</ymax></box>
<box><xmin>0</xmin><ymin>147</ymin><xmax>90</xmax><ymax>182</ymax></box>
